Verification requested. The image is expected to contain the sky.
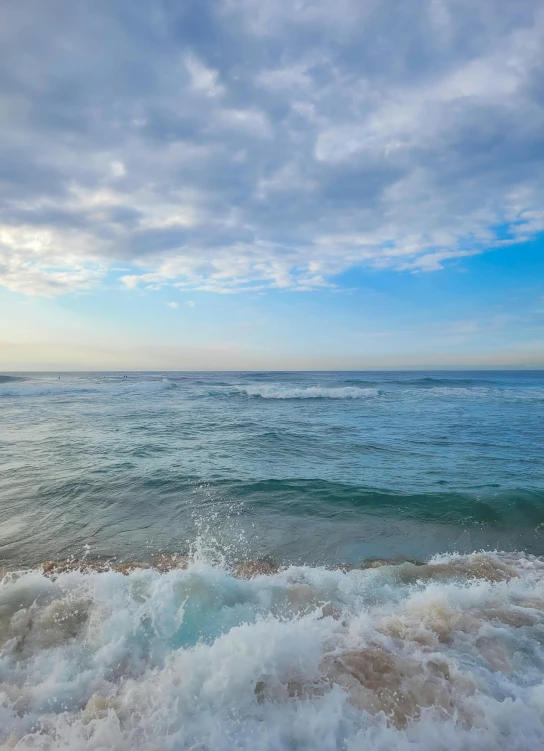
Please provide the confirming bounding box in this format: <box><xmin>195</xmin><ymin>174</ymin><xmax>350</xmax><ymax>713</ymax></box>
<box><xmin>0</xmin><ymin>0</ymin><xmax>543</xmax><ymax>370</ymax></box>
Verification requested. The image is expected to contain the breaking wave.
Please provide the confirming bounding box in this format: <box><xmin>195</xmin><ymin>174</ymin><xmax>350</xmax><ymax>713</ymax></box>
<box><xmin>240</xmin><ymin>385</ymin><xmax>380</xmax><ymax>399</ymax></box>
<box><xmin>235</xmin><ymin>383</ymin><xmax>544</xmax><ymax>403</ymax></box>
<box><xmin>1</xmin><ymin>551</ymin><xmax>544</xmax><ymax>750</ymax></box>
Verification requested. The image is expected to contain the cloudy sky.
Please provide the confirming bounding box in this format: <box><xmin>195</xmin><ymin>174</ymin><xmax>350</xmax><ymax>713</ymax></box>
<box><xmin>1</xmin><ymin>0</ymin><xmax>543</xmax><ymax>369</ymax></box>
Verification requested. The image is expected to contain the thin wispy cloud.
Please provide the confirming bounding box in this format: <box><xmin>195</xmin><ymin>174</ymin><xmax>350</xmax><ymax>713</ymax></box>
<box><xmin>0</xmin><ymin>0</ymin><xmax>543</xmax><ymax>296</ymax></box>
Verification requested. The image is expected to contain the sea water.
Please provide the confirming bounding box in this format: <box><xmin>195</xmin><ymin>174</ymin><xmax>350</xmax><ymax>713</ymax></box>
<box><xmin>0</xmin><ymin>370</ymin><xmax>543</xmax><ymax>749</ymax></box>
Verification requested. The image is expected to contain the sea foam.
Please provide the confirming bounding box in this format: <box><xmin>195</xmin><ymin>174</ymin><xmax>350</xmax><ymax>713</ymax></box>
<box><xmin>1</xmin><ymin>551</ymin><xmax>544</xmax><ymax>750</ymax></box>
<box><xmin>240</xmin><ymin>385</ymin><xmax>379</xmax><ymax>399</ymax></box>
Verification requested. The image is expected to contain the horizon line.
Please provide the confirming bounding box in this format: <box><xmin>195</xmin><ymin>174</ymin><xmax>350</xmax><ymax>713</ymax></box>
<box><xmin>2</xmin><ymin>368</ymin><xmax>544</xmax><ymax>374</ymax></box>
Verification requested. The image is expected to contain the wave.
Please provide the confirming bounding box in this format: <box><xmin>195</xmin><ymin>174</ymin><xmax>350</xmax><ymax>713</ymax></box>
<box><xmin>0</xmin><ymin>384</ymin><xmax>101</xmax><ymax>397</ymax></box>
<box><xmin>127</xmin><ymin>378</ymin><xmax>177</xmax><ymax>392</ymax></box>
<box><xmin>0</xmin><ymin>375</ymin><xmax>25</xmax><ymax>384</ymax></box>
<box><xmin>236</xmin><ymin>383</ymin><xmax>544</xmax><ymax>402</ymax></box>
<box><xmin>0</xmin><ymin>378</ymin><xmax>176</xmax><ymax>398</ymax></box>
<box><xmin>421</xmin><ymin>386</ymin><xmax>544</xmax><ymax>401</ymax></box>
<box><xmin>403</xmin><ymin>376</ymin><xmax>492</xmax><ymax>387</ymax></box>
<box><xmin>240</xmin><ymin>385</ymin><xmax>380</xmax><ymax>399</ymax></box>
<box><xmin>420</xmin><ymin>386</ymin><xmax>492</xmax><ymax>397</ymax></box>
<box><xmin>342</xmin><ymin>376</ymin><xmax>485</xmax><ymax>386</ymax></box>
<box><xmin>1</xmin><ymin>551</ymin><xmax>544</xmax><ymax>750</ymax></box>
<box><xmin>215</xmin><ymin>479</ymin><xmax>544</xmax><ymax>527</ymax></box>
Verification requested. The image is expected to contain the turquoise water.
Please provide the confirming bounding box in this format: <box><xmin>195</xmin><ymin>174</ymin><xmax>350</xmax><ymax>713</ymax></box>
<box><xmin>2</xmin><ymin>371</ymin><xmax>544</xmax><ymax>750</ymax></box>
<box><xmin>1</xmin><ymin>370</ymin><xmax>543</xmax><ymax>566</ymax></box>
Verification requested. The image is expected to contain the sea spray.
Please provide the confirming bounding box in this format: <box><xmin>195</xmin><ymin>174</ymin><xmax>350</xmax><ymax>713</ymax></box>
<box><xmin>1</xmin><ymin>551</ymin><xmax>544</xmax><ymax>750</ymax></box>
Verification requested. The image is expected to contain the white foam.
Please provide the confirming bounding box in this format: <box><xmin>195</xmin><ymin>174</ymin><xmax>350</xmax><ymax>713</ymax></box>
<box><xmin>240</xmin><ymin>385</ymin><xmax>379</xmax><ymax>399</ymax></box>
<box><xmin>1</xmin><ymin>552</ymin><xmax>544</xmax><ymax>749</ymax></box>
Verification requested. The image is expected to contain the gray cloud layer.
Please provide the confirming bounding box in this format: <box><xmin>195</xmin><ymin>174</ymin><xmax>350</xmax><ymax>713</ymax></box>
<box><xmin>1</xmin><ymin>0</ymin><xmax>543</xmax><ymax>294</ymax></box>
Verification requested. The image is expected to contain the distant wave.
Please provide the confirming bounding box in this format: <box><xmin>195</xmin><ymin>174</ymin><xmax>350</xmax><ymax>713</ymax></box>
<box><xmin>128</xmin><ymin>378</ymin><xmax>176</xmax><ymax>392</ymax></box>
<box><xmin>237</xmin><ymin>383</ymin><xmax>544</xmax><ymax>401</ymax></box>
<box><xmin>240</xmin><ymin>385</ymin><xmax>380</xmax><ymax>399</ymax></box>
<box><xmin>0</xmin><ymin>378</ymin><xmax>176</xmax><ymax>398</ymax></box>
<box><xmin>421</xmin><ymin>386</ymin><xmax>544</xmax><ymax>401</ymax></box>
<box><xmin>343</xmin><ymin>376</ymin><xmax>494</xmax><ymax>387</ymax></box>
<box><xmin>0</xmin><ymin>384</ymin><xmax>101</xmax><ymax>398</ymax></box>
<box><xmin>421</xmin><ymin>386</ymin><xmax>492</xmax><ymax>397</ymax></box>
<box><xmin>404</xmin><ymin>376</ymin><xmax>490</xmax><ymax>386</ymax></box>
<box><xmin>0</xmin><ymin>375</ymin><xmax>24</xmax><ymax>384</ymax></box>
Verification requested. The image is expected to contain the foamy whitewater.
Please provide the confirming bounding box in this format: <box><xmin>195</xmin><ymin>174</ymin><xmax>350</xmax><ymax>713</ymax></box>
<box><xmin>1</xmin><ymin>371</ymin><xmax>544</xmax><ymax>749</ymax></box>
<box><xmin>240</xmin><ymin>385</ymin><xmax>380</xmax><ymax>399</ymax></box>
<box><xmin>2</xmin><ymin>553</ymin><xmax>544</xmax><ymax>750</ymax></box>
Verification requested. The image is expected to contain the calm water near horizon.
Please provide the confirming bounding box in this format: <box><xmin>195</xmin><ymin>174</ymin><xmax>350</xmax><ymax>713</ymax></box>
<box><xmin>1</xmin><ymin>370</ymin><xmax>544</xmax><ymax>750</ymax></box>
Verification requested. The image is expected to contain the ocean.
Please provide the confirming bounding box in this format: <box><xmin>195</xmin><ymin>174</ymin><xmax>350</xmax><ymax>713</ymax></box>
<box><xmin>1</xmin><ymin>370</ymin><xmax>544</xmax><ymax>749</ymax></box>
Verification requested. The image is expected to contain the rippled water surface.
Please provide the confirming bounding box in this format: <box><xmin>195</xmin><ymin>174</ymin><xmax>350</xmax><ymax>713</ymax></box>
<box><xmin>1</xmin><ymin>370</ymin><xmax>543</xmax><ymax>566</ymax></box>
<box><xmin>1</xmin><ymin>371</ymin><xmax>544</xmax><ymax>750</ymax></box>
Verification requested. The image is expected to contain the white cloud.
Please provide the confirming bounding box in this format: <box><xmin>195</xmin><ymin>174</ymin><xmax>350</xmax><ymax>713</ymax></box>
<box><xmin>110</xmin><ymin>161</ymin><xmax>126</xmax><ymax>177</ymax></box>
<box><xmin>185</xmin><ymin>53</ymin><xmax>225</xmax><ymax>97</ymax></box>
<box><xmin>167</xmin><ymin>301</ymin><xmax>178</xmax><ymax>308</ymax></box>
<box><xmin>120</xmin><ymin>275</ymin><xmax>140</xmax><ymax>290</ymax></box>
<box><xmin>0</xmin><ymin>0</ymin><xmax>542</xmax><ymax>296</ymax></box>
<box><xmin>256</xmin><ymin>65</ymin><xmax>314</xmax><ymax>92</ymax></box>
<box><xmin>218</xmin><ymin>108</ymin><xmax>272</xmax><ymax>138</ymax></box>
<box><xmin>186</xmin><ymin>300</ymin><xmax>195</xmax><ymax>307</ymax></box>
<box><xmin>0</xmin><ymin>223</ymin><xmax>104</xmax><ymax>296</ymax></box>
<box><xmin>0</xmin><ymin>257</ymin><xmax>101</xmax><ymax>296</ymax></box>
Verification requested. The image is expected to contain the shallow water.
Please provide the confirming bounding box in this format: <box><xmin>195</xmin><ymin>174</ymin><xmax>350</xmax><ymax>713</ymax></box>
<box><xmin>1</xmin><ymin>370</ymin><xmax>544</xmax><ymax>748</ymax></box>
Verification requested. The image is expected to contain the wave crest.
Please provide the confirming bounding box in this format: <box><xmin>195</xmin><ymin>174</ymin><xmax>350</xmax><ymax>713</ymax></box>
<box><xmin>240</xmin><ymin>385</ymin><xmax>380</xmax><ymax>399</ymax></box>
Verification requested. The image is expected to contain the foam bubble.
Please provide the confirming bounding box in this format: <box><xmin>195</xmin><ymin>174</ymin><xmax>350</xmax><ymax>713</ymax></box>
<box><xmin>1</xmin><ymin>552</ymin><xmax>544</xmax><ymax>749</ymax></box>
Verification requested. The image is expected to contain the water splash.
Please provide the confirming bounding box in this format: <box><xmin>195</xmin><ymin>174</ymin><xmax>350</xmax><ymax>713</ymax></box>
<box><xmin>1</xmin><ymin>551</ymin><xmax>544</xmax><ymax>750</ymax></box>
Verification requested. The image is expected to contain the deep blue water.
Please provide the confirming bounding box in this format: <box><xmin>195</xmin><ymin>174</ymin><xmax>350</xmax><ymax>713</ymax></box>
<box><xmin>1</xmin><ymin>370</ymin><xmax>543</xmax><ymax>566</ymax></box>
